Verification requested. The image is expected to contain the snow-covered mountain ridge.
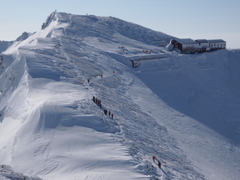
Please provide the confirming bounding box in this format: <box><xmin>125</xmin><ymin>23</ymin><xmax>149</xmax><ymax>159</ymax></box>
<box><xmin>0</xmin><ymin>12</ymin><xmax>239</xmax><ymax>180</ymax></box>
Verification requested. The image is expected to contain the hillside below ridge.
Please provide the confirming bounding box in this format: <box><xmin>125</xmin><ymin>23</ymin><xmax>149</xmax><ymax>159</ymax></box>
<box><xmin>0</xmin><ymin>11</ymin><xmax>240</xmax><ymax>180</ymax></box>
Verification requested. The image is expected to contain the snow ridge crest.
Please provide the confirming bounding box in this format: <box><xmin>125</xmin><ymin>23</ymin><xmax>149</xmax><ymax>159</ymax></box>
<box><xmin>41</xmin><ymin>10</ymin><xmax>57</xmax><ymax>29</ymax></box>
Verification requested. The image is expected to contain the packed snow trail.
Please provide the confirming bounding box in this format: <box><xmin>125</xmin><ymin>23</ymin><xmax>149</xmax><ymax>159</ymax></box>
<box><xmin>89</xmin><ymin>68</ymin><xmax>204</xmax><ymax>179</ymax></box>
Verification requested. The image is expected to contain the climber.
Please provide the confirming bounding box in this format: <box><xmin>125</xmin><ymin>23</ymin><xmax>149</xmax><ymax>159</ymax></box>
<box><xmin>152</xmin><ymin>156</ymin><xmax>161</xmax><ymax>169</ymax></box>
<box><xmin>158</xmin><ymin>161</ymin><xmax>161</xmax><ymax>169</ymax></box>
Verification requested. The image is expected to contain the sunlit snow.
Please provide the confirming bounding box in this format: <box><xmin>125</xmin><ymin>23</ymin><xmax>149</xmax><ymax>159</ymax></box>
<box><xmin>0</xmin><ymin>11</ymin><xmax>240</xmax><ymax>180</ymax></box>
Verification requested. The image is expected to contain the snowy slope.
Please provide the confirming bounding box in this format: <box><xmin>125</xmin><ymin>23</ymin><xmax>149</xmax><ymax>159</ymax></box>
<box><xmin>0</xmin><ymin>165</ymin><xmax>41</xmax><ymax>180</ymax></box>
<box><xmin>0</xmin><ymin>41</ymin><xmax>13</xmax><ymax>54</ymax></box>
<box><xmin>0</xmin><ymin>11</ymin><xmax>240</xmax><ymax>180</ymax></box>
<box><xmin>133</xmin><ymin>50</ymin><xmax>240</xmax><ymax>180</ymax></box>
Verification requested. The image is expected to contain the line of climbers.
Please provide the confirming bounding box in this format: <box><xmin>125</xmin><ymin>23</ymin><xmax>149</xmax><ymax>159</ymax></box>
<box><xmin>92</xmin><ymin>96</ymin><xmax>113</xmax><ymax>119</ymax></box>
<box><xmin>87</xmin><ymin>74</ymin><xmax>104</xmax><ymax>84</ymax></box>
<box><xmin>87</xmin><ymin>71</ymin><xmax>116</xmax><ymax>84</ymax></box>
<box><xmin>90</xmin><ymin>72</ymin><xmax>162</xmax><ymax>170</ymax></box>
<box><xmin>89</xmin><ymin>72</ymin><xmax>163</xmax><ymax>171</ymax></box>
<box><xmin>92</xmin><ymin>96</ymin><xmax>102</xmax><ymax>108</ymax></box>
<box><xmin>104</xmin><ymin>109</ymin><xmax>113</xmax><ymax>119</ymax></box>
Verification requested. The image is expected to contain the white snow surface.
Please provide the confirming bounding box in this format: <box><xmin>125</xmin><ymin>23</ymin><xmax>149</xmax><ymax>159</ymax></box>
<box><xmin>0</xmin><ymin>12</ymin><xmax>240</xmax><ymax>180</ymax></box>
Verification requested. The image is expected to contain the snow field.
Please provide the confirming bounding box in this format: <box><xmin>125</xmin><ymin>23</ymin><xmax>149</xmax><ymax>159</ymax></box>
<box><xmin>0</xmin><ymin>11</ymin><xmax>240</xmax><ymax>180</ymax></box>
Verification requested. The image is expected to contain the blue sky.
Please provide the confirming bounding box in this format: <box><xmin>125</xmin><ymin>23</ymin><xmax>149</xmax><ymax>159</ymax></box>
<box><xmin>0</xmin><ymin>0</ymin><xmax>239</xmax><ymax>48</ymax></box>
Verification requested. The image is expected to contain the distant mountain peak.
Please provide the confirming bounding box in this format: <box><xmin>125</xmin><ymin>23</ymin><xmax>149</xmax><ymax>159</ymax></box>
<box><xmin>43</xmin><ymin>11</ymin><xmax>174</xmax><ymax>46</ymax></box>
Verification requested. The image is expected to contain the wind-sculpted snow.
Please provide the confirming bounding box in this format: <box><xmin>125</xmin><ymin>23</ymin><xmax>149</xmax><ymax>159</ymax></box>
<box><xmin>0</xmin><ymin>53</ymin><xmax>28</xmax><ymax>123</ymax></box>
<box><xmin>0</xmin><ymin>11</ymin><xmax>240</xmax><ymax>180</ymax></box>
<box><xmin>16</xmin><ymin>32</ymin><xmax>33</xmax><ymax>42</ymax></box>
<box><xmin>42</xmin><ymin>11</ymin><xmax>58</xmax><ymax>30</ymax></box>
<box><xmin>0</xmin><ymin>165</ymin><xmax>42</xmax><ymax>180</ymax></box>
<box><xmin>0</xmin><ymin>41</ymin><xmax>13</xmax><ymax>54</ymax></box>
